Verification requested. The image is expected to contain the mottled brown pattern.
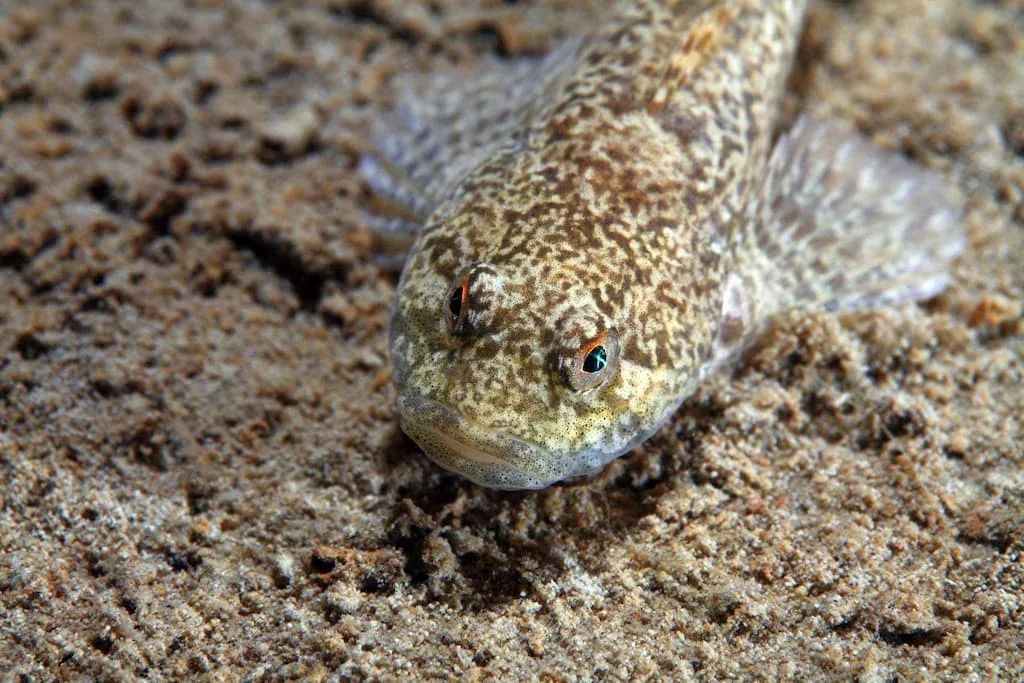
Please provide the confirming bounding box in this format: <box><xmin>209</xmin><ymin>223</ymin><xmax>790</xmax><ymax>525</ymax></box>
<box><xmin>364</xmin><ymin>0</ymin><xmax>963</xmax><ymax>489</ymax></box>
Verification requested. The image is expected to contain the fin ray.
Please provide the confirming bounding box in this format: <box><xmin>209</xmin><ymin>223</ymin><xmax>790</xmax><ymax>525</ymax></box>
<box><xmin>359</xmin><ymin>38</ymin><xmax>585</xmax><ymax>228</ymax></box>
<box><xmin>737</xmin><ymin>116</ymin><xmax>965</xmax><ymax>320</ymax></box>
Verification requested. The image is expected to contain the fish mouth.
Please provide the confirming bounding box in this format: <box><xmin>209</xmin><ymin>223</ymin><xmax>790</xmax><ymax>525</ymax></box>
<box><xmin>396</xmin><ymin>394</ymin><xmax>563</xmax><ymax>490</ymax></box>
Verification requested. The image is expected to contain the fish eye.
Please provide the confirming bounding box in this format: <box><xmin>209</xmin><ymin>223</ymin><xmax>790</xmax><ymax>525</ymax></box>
<box><xmin>447</xmin><ymin>284</ymin><xmax>465</xmax><ymax>321</ymax></box>
<box><xmin>560</xmin><ymin>330</ymin><xmax>619</xmax><ymax>392</ymax></box>
<box><xmin>442</xmin><ymin>263</ymin><xmax>504</xmax><ymax>339</ymax></box>
<box><xmin>443</xmin><ymin>270</ymin><xmax>472</xmax><ymax>337</ymax></box>
<box><xmin>582</xmin><ymin>345</ymin><xmax>608</xmax><ymax>374</ymax></box>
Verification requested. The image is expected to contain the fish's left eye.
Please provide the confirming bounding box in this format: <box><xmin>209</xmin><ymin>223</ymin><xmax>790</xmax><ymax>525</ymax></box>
<box><xmin>561</xmin><ymin>331</ymin><xmax>619</xmax><ymax>392</ymax></box>
<box><xmin>582</xmin><ymin>345</ymin><xmax>607</xmax><ymax>373</ymax></box>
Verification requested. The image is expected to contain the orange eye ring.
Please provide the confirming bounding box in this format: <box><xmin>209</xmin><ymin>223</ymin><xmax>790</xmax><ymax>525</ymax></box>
<box><xmin>560</xmin><ymin>330</ymin><xmax>618</xmax><ymax>392</ymax></box>
<box><xmin>579</xmin><ymin>333</ymin><xmax>608</xmax><ymax>374</ymax></box>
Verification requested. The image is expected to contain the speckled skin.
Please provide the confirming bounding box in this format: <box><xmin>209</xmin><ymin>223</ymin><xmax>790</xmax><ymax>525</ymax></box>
<box><xmin>363</xmin><ymin>0</ymin><xmax>964</xmax><ymax>489</ymax></box>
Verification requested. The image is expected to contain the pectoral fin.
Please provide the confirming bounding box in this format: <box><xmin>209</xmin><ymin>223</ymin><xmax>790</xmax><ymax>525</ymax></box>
<box><xmin>734</xmin><ymin>115</ymin><xmax>965</xmax><ymax>325</ymax></box>
<box><xmin>359</xmin><ymin>37</ymin><xmax>586</xmax><ymax>232</ymax></box>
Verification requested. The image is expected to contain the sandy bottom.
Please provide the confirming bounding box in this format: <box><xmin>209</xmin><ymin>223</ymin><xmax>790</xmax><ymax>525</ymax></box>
<box><xmin>1</xmin><ymin>0</ymin><xmax>1022</xmax><ymax>679</ymax></box>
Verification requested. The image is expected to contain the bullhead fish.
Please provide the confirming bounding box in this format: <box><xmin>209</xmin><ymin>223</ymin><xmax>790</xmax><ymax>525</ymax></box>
<box><xmin>359</xmin><ymin>0</ymin><xmax>964</xmax><ymax>489</ymax></box>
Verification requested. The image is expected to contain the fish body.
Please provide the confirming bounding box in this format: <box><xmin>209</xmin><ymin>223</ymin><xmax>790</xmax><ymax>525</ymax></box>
<box><xmin>360</xmin><ymin>0</ymin><xmax>964</xmax><ymax>489</ymax></box>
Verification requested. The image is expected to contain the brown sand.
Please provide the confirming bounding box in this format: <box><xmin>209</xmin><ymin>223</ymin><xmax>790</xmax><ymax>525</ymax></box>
<box><xmin>1</xmin><ymin>0</ymin><xmax>1022</xmax><ymax>679</ymax></box>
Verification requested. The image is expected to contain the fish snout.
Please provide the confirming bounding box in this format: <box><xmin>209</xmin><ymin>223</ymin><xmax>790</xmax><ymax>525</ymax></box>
<box><xmin>396</xmin><ymin>394</ymin><xmax>561</xmax><ymax>490</ymax></box>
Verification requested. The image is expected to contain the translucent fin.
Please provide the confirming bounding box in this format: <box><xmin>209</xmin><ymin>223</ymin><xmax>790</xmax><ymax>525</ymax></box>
<box><xmin>358</xmin><ymin>38</ymin><xmax>585</xmax><ymax>230</ymax></box>
<box><xmin>724</xmin><ymin>116</ymin><xmax>965</xmax><ymax>351</ymax></box>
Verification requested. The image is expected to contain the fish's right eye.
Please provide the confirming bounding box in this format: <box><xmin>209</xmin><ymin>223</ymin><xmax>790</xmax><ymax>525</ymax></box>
<box><xmin>447</xmin><ymin>285</ymin><xmax>464</xmax><ymax>321</ymax></box>
<box><xmin>442</xmin><ymin>263</ymin><xmax>504</xmax><ymax>339</ymax></box>
<box><xmin>444</xmin><ymin>271</ymin><xmax>472</xmax><ymax>337</ymax></box>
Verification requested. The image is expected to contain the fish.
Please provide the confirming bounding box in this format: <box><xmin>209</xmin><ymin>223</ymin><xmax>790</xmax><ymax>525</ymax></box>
<box><xmin>358</xmin><ymin>0</ymin><xmax>965</xmax><ymax>490</ymax></box>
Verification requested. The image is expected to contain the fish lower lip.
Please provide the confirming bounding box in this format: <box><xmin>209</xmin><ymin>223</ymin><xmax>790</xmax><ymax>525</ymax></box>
<box><xmin>396</xmin><ymin>394</ymin><xmax>558</xmax><ymax>490</ymax></box>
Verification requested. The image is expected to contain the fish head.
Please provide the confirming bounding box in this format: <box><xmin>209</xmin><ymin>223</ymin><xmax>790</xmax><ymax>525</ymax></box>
<box><xmin>389</xmin><ymin>211</ymin><xmax>694</xmax><ymax>489</ymax></box>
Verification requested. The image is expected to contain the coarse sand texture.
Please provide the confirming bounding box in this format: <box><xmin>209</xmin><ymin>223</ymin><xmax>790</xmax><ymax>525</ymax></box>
<box><xmin>1</xmin><ymin>0</ymin><xmax>1022</xmax><ymax>679</ymax></box>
